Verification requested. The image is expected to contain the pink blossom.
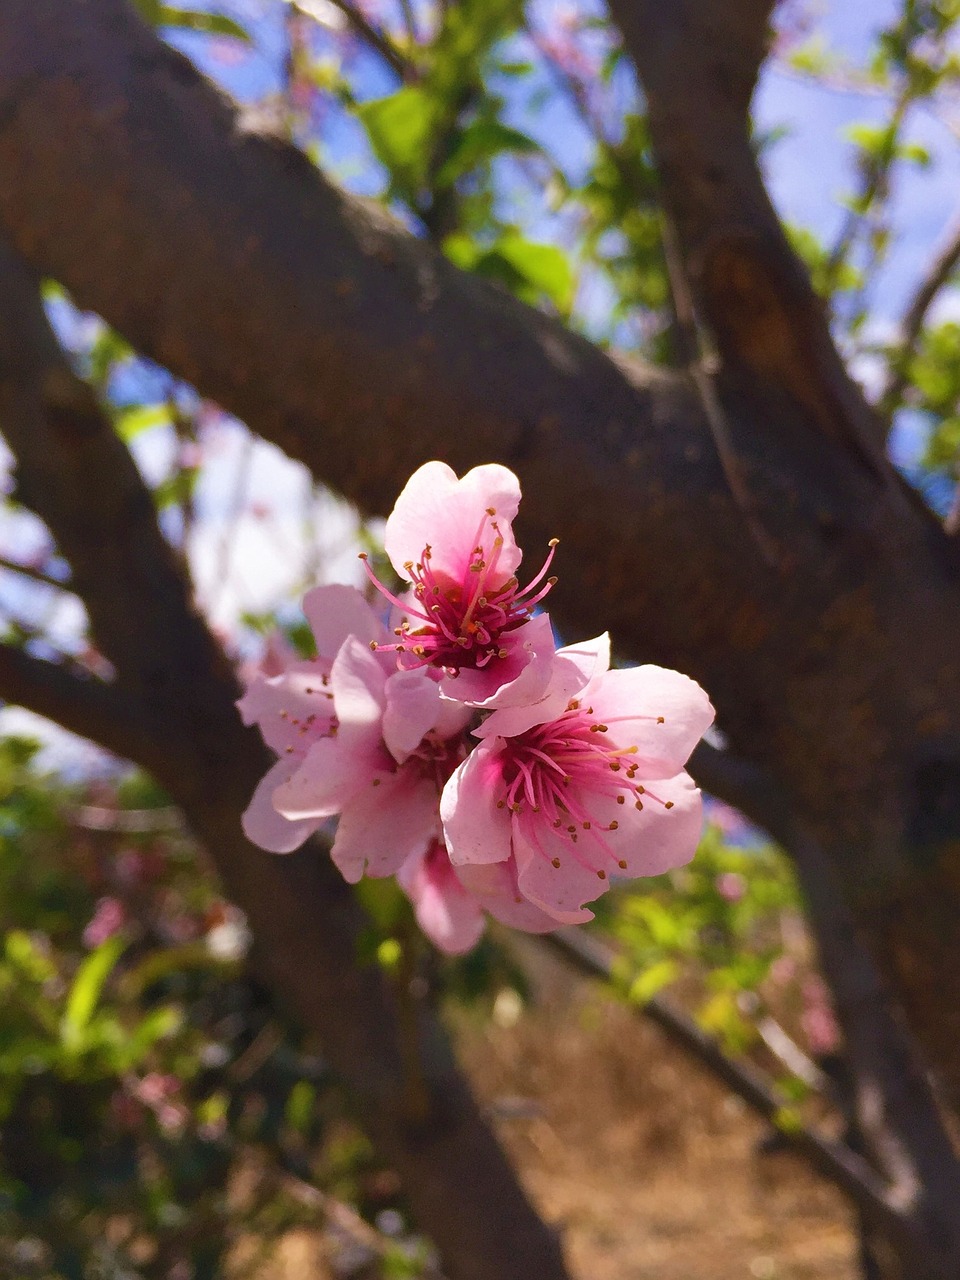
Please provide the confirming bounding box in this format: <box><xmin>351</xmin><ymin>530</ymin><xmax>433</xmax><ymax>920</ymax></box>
<box><xmin>398</xmin><ymin>840</ymin><xmax>486</xmax><ymax>955</ymax></box>
<box><xmin>83</xmin><ymin>896</ymin><xmax>127</xmax><ymax>948</ymax></box>
<box><xmin>238</xmin><ymin>585</ymin><xmax>385</xmax><ymax>852</ymax></box>
<box><xmin>716</xmin><ymin>871</ymin><xmax>747</xmax><ymax>903</ymax></box>
<box><xmin>398</xmin><ymin>840</ymin><xmax>570</xmax><ymax>954</ymax></box>
<box><xmin>269</xmin><ymin>635</ymin><xmax>471</xmax><ymax>882</ymax></box>
<box><xmin>441</xmin><ymin>644</ymin><xmax>714</xmax><ymax>922</ymax></box>
<box><xmin>361</xmin><ymin>461</ymin><xmax>562</xmax><ymax>708</ymax></box>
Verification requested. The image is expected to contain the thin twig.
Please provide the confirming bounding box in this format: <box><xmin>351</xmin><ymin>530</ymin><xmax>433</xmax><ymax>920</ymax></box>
<box><xmin>879</xmin><ymin>211</ymin><xmax>960</xmax><ymax>423</ymax></box>
<box><xmin>0</xmin><ymin>553</ymin><xmax>70</xmax><ymax>591</ymax></box>
<box><xmin>304</xmin><ymin>0</ymin><xmax>412</xmax><ymax>81</ymax></box>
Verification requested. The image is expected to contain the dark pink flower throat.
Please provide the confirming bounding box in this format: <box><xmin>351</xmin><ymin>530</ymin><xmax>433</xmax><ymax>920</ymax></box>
<box><xmin>497</xmin><ymin>701</ymin><xmax>674</xmax><ymax>877</ymax></box>
<box><xmin>361</xmin><ymin>511</ymin><xmax>558</xmax><ymax>676</ymax></box>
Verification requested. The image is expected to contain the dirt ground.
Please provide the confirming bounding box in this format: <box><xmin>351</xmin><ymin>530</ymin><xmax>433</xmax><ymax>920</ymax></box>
<box><xmin>453</xmin><ymin>940</ymin><xmax>857</xmax><ymax>1280</ymax></box>
<box><xmin>252</xmin><ymin>940</ymin><xmax>858</xmax><ymax>1280</ymax></box>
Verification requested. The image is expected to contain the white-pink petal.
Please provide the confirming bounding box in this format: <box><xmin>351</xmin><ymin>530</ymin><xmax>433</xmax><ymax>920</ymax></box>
<box><xmin>586</xmin><ymin>666</ymin><xmax>715</xmax><ymax>776</ymax></box>
<box><xmin>441</xmin><ymin>742</ymin><xmax>514</xmax><ymax>866</ymax></box>
<box><xmin>331</xmin><ymin>772</ymin><xmax>438</xmax><ymax>883</ymax></box>
<box><xmin>443</xmin><ymin>612</ymin><xmax>556</xmax><ymax>710</ymax></box>
<box><xmin>384</xmin><ymin>461</ymin><xmax>522</xmax><ymax>588</ymax></box>
<box><xmin>382</xmin><ymin>669</ymin><xmax>441</xmax><ymax>763</ymax></box>
<box><xmin>398</xmin><ymin>847</ymin><xmax>486</xmax><ymax>955</ymax></box>
<box><xmin>475</xmin><ymin>631</ymin><xmax>609</xmax><ymax>740</ymax></box>
<box><xmin>272</xmin><ymin>735</ymin><xmax>367</xmax><ymax>819</ymax></box>
<box><xmin>511</xmin><ymin>821</ymin><xmax>598</xmax><ymax>924</ymax></box>
<box><xmin>242</xmin><ymin>759</ymin><xmax>322</xmax><ymax>853</ymax></box>
<box><xmin>303</xmin><ymin>583</ymin><xmax>386</xmax><ymax>659</ymax></box>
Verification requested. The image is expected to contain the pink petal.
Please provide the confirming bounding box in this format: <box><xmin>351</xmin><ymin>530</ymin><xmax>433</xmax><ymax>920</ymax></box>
<box><xmin>242</xmin><ymin>759</ymin><xmax>322</xmax><ymax>853</ymax></box>
<box><xmin>330</xmin><ymin>635</ymin><xmax>389</xmax><ymax>753</ymax></box>
<box><xmin>512</xmin><ymin>820</ymin><xmax>601</xmax><ymax>923</ymax></box>
<box><xmin>384</xmin><ymin>461</ymin><xmax>522</xmax><ymax>588</ymax></box>
<box><xmin>398</xmin><ymin>846</ymin><xmax>486</xmax><ymax>954</ymax></box>
<box><xmin>272</xmin><ymin>734</ymin><xmax>370</xmax><ymax>819</ymax></box>
<box><xmin>455</xmin><ymin>860</ymin><xmax>565</xmax><ymax>934</ymax></box>
<box><xmin>302</xmin><ymin>583</ymin><xmax>385</xmax><ymax>660</ymax></box>
<box><xmin>441</xmin><ymin>612</ymin><xmax>556</xmax><ymax>710</ymax></box>
<box><xmin>583</xmin><ymin>772</ymin><xmax>704</xmax><ymax>878</ymax></box>
<box><xmin>331</xmin><ymin>771</ymin><xmax>438</xmax><ymax>883</ymax></box>
<box><xmin>475</xmin><ymin>631</ymin><xmax>609</xmax><ymax>740</ymax></box>
<box><xmin>587</xmin><ymin>667</ymin><xmax>715</xmax><ymax>776</ymax></box>
<box><xmin>237</xmin><ymin>661</ymin><xmax>336</xmax><ymax>757</ymax></box>
<box><xmin>382</xmin><ymin>669</ymin><xmax>441</xmax><ymax>763</ymax></box>
<box><xmin>440</xmin><ymin>742</ymin><xmax>514</xmax><ymax>866</ymax></box>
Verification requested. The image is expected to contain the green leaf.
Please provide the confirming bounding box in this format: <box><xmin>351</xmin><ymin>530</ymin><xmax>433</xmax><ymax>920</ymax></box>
<box><xmin>357</xmin><ymin>88</ymin><xmax>436</xmax><ymax>196</ymax></box>
<box><xmin>117</xmin><ymin>1006</ymin><xmax>183</xmax><ymax>1069</ymax></box>
<box><xmin>446</xmin><ymin>231</ymin><xmax>575</xmax><ymax>314</ymax></box>
<box><xmin>435</xmin><ymin>118</ymin><xmax>540</xmax><ymax>187</ymax></box>
<box><xmin>114</xmin><ymin>403</ymin><xmax>170</xmax><ymax>443</ymax></box>
<box><xmin>145</xmin><ymin>4</ymin><xmax>250</xmax><ymax>40</ymax></box>
<box><xmin>628</xmin><ymin>959</ymin><xmax>677</xmax><ymax>1004</ymax></box>
<box><xmin>62</xmin><ymin>934</ymin><xmax>127</xmax><ymax>1047</ymax></box>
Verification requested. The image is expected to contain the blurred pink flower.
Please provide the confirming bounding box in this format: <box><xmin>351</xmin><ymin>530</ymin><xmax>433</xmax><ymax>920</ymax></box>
<box><xmin>83</xmin><ymin>896</ymin><xmax>126</xmax><ymax>948</ymax></box>
<box><xmin>716</xmin><ymin>871</ymin><xmax>747</xmax><ymax>903</ymax></box>
<box><xmin>239</xmin><ymin>585</ymin><xmax>386</xmax><ymax>852</ymax></box>
<box><xmin>801</xmin><ymin>976</ymin><xmax>840</xmax><ymax>1055</ymax></box>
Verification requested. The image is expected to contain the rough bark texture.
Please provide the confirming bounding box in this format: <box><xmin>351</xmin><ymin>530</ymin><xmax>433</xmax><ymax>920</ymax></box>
<box><xmin>0</xmin><ymin>241</ymin><xmax>571</xmax><ymax>1280</ymax></box>
<box><xmin>1</xmin><ymin>0</ymin><xmax>960</xmax><ymax>1198</ymax></box>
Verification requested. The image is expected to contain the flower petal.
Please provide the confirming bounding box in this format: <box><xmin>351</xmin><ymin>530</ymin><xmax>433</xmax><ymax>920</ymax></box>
<box><xmin>242</xmin><ymin>759</ymin><xmax>321</xmax><ymax>853</ymax></box>
<box><xmin>587</xmin><ymin>666</ymin><xmax>715</xmax><ymax>776</ymax></box>
<box><xmin>442</xmin><ymin>612</ymin><xmax>556</xmax><ymax>710</ymax></box>
<box><xmin>384</xmin><ymin>461</ymin><xmax>522</xmax><ymax>588</ymax></box>
<box><xmin>382</xmin><ymin>668</ymin><xmax>441</xmax><ymax>763</ymax></box>
<box><xmin>475</xmin><ymin>632</ymin><xmax>609</xmax><ymax>740</ymax></box>
<box><xmin>272</xmin><ymin>735</ymin><xmax>366</xmax><ymax>819</ymax></box>
<box><xmin>511</xmin><ymin>819</ymin><xmax>599</xmax><ymax>923</ymax></box>
<box><xmin>398</xmin><ymin>845</ymin><xmax>486</xmax><ymax>954</ymax></box>
<box><xmin>441</xmin><ymin>742</ymin><xmax>514</xmax><ymax>866</ymax></box>
<box><xmin>303</xmin><ymin>583</ymin><xmax>385</xmax><ymax>659</ymax></box>
<box><xmin>586</xmin><ymin>771</ymin><xmax>703</xmax><ymax>878</ymax></box>
<box><xmin>237</xmin><ymin>661</ymin><xmax>336</xmax><ymax>757</ymax></box>
<box><xmin>331</xmin><ymin>771</ymin><xmax>438</xmax><ymax>883</ymax></box>
<box><xmin>455</xmin><ymin>860</ymin><xmax>565</xmax><ymax>934</ymax></box>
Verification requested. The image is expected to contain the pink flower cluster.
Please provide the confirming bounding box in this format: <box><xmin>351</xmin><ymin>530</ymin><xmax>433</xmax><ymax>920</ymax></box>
<box><xmin>240</xmin><ymin>462</ymin><xmax>714</xmax><ymax>954</ymax></box>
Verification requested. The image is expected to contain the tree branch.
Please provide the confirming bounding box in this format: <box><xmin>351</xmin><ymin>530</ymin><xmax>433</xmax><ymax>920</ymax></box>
<box><xmin>0</xmin><ymin>238</ymin><xmax>571</xmax><ymax>1280</ymax></box>
<box><xmin>0</xmin><ymin>643</ymin><xmax>170</xmax><ymax>767</ymax></box>
<box><xmin>604</xmin><ymin>0</ymin><xmax>889</xmax><ymax>477</ymax></box>
<box><xmin>878</xmin><ymin>211</ymin><xmax>960</xmax><ymax>423</ymax></box>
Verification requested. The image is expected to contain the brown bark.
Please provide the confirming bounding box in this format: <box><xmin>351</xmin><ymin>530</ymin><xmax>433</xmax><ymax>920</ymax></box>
<box><xmin>1</xmin><ymin>0</ymin><xmax>960</xmax><ymax>1163</ymax></box>
<box><xmin>0</xmin><ymin>242</ymin><xmax>570</xmax><ymax>1280</ymax></box>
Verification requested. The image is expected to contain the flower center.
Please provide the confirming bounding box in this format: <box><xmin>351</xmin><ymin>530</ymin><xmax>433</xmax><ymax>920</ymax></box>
<box><xmin>361</xmin><ymin>511</ymin><xmax>558</xmax><ymax>676</ymax></box>
<box><xmin>406</xmin><ymin>729</ymin><xmax>469</xmax><ymax>792</ymax></box>
<box><xmin>496</xmin><ymin>702</ymin><xmax>673</xmax><ymax>875</ymax></box>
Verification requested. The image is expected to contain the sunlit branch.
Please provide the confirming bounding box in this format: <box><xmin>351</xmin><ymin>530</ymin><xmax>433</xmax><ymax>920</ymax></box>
<box><xmin>300</xmin><ymin>0</ymin><xmax>413</xmax><ymax>81</ymax></box>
